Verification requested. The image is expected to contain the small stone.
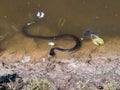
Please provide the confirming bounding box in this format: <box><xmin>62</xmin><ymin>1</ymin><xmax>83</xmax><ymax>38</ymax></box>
<box><xmin>42</xmin><ymin>58</ymin><xmax>46</xmax><ymax>62</ymax></box>
<box><xmin>68</xmin><ymin>63</ymin><xmax>77</xmax><ymax>68</ymax></box>
<box><xmin>21</xmin><ymin>56</ymin><xmax>31</xmax><ymax>63</ymax></box>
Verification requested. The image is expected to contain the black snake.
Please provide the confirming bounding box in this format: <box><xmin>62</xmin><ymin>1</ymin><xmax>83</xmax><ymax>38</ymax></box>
<box><xmin>21</xmin><ymin>17</ymin><xmax>81</xmax><ymax>56</ymax></box>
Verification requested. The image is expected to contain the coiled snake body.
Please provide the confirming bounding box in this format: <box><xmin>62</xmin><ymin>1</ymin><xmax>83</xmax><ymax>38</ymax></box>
<box><xmin>22</xmin><ymin>18</ymin><xmax>81</xmax><ymax>56</ymax></box>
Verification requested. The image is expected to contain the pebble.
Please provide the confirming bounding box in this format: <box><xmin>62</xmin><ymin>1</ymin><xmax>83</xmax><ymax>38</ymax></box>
<box><xmin>21</xmin><ymin>56</ymin><xmax>31</xmax><ymax>63</ymax></box>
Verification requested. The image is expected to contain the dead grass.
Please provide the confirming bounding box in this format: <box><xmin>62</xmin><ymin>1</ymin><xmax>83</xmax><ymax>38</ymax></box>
<box><xmin>27</xmin><ymin>78</ymin><xmax>56</xmax><ymax>90</ymax></box>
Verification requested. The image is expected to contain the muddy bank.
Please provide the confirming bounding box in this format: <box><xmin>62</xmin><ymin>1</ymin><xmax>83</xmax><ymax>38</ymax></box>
<box><xmin>0</xmin><ymin>55</ymin><xmax>120</xmax><ymax>90</ymax></box>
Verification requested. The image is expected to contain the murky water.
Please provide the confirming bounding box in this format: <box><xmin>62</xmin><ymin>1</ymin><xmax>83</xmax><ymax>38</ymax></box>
<box><xmin>0</xmin><ymin>0</ymin><xmax>120</xmax><ymax>61</ymax></box>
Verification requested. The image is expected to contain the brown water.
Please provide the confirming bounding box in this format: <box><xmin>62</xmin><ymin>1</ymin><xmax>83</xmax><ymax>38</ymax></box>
<box><xmin>0</xmin><ymin>0</ymin><xmax>120</xmax><ymax>62</ymax></box>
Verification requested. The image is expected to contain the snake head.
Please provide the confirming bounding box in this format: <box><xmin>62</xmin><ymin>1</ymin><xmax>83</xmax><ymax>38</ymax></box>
<box><xmin>48</xmin><ymin>48</ymin><xmax>55</xmax><ymax>57</ymax></box>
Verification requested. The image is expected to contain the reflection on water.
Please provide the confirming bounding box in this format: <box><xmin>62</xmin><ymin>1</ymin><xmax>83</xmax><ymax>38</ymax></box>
<box><xmin>0</xmin><ymin>0</ymin><xmax>120</xmax><ymax>60</ymax></box>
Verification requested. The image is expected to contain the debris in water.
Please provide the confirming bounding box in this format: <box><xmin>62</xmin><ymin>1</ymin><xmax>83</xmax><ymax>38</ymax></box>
<box><xmin>48</xmin><ymin>41</ymin><xmax>55</xmax><ymax>46</ymax></box>
<box><xmin>91</xmin><ymin>34</ymin><xmax>104</xmax><ymax>45</ymax></box>
<box><xmin>80</xmin><ymin>38</ymin><xmax>84</xmax><ymax>41</ymax></box>
<box><xmin>36</xmin><ymin>11</ymin><xmax>45</xmax><ymax>19</ymax></box>
<box><xmin>83</xmin><ymin>30</ymin><xmax>104</xmax><ymax>45</ymax></box>
<box><xmin>58</xmin><ymin>18</ymin><xmax>66</xmax><ymax>28</ymax></box>
<box><xmin>27</xmin><ymin>21</ymin><xmax>35</xmax><ymax>26</ymax></box>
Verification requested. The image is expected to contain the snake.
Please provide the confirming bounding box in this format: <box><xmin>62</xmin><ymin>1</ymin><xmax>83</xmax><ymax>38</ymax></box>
<box><xmin>21</xmin><ymin>17</ymin><xmax>81</xmax><ymax>56</ymax></box>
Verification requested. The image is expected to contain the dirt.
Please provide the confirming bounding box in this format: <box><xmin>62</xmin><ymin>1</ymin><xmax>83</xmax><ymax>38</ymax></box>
<box><xmin>0</xmin><ymin>54</ymin><xmax>120</xmax><ymax>90</ymax></box>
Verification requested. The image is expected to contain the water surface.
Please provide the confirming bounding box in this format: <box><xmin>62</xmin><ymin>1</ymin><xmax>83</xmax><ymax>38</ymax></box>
<box><xmin>0</xmin><ymin>0</ymin><xmax>120</xmax><ymax>61</ymax></box>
